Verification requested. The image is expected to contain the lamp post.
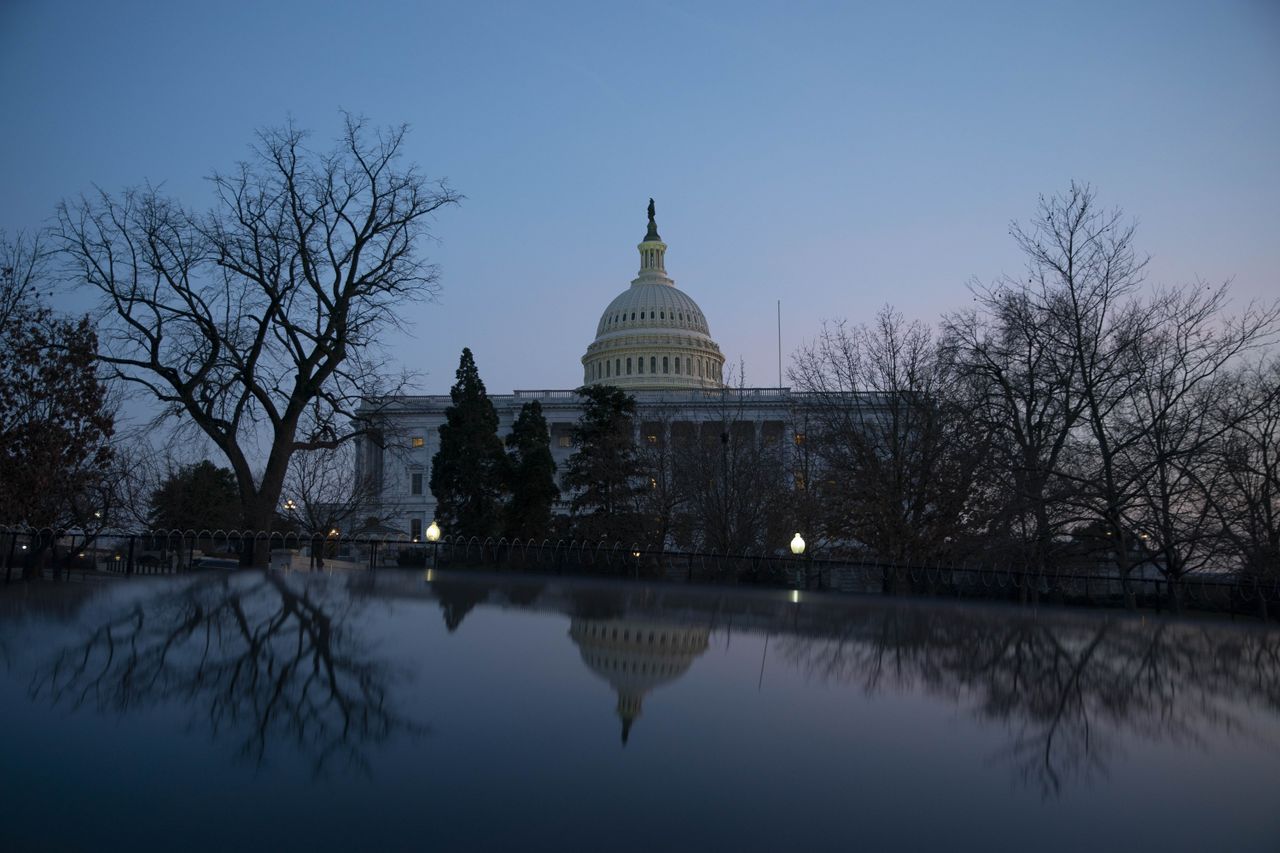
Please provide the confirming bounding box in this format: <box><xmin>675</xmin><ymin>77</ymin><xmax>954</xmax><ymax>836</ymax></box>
<box><xmin>425</xmin><ymin>520</ymin><xmax>441</xmax><ymax>569</ymax></box>
<box><xmin>790</xmin><ymin>532</ymin><xmax>807</xmax><ymax>589</ymax></box>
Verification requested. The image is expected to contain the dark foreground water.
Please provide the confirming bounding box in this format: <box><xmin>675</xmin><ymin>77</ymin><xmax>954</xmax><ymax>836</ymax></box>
<box><xmin>1</xmin><ymin>570</ymin><xmax>1277</xmax><ymax>853</ymax></box>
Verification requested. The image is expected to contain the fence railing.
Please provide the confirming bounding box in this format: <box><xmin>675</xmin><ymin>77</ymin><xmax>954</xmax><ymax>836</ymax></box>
<box><xmin>3</xmin><ymin>526</ymin><xmax>1276</xmax><ymax>619</ymax></box>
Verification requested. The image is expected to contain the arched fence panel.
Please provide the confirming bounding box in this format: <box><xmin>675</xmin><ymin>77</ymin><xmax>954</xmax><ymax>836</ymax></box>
<box><xmin>0</xmin><ymin>525</ymin><xmax>1274</xmax><ymax>619</ymax></box>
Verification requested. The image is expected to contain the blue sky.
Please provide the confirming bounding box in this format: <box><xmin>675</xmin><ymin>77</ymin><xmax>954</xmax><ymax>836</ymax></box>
<box><xmin>2</xmin><ymin>0</ymin><xmax>1277</xmax><ymax>394</ymax></box>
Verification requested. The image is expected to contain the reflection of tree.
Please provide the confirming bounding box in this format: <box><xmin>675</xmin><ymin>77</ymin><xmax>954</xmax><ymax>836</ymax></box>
<box><xmin>432</xmin><ymin>578</ymin><xmax>493</xmax><ymax>633</ymax></box>
<box><xmin>779</xmin><ymin>607</ymin><xmax>1280</xmax><ymax>796</ymax></box>
<box><xmin>29</xmin><ymin>572</ymin><xmax>424</xmax><ymax>774</ymax></box>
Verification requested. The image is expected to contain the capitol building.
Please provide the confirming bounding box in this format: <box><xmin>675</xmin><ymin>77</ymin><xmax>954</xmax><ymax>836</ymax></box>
<box><xmin>357</xmin><ymin>202</ymin><xmax>800</xmax><ymax>539</ymax></box>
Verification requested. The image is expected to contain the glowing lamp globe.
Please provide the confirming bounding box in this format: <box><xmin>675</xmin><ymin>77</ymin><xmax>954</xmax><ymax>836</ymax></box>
<box><xmin>790</xmin><ymin>533</ymin><xmax>806</xmax><ymax>556</ymax></box>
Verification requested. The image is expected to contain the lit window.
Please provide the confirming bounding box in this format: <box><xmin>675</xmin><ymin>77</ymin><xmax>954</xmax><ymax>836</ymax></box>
<box><xmin>647</xmin><ymin>434</ymin><xmax>657</xmax><ymax>444</ymax></box>
<box><xmin>794</xmin><ymin>433</ymin><xmax>806</xmax><ymax>446</ymax></box>
<box><xmin>558</xmin><ymin>435</ymin><xmax>572</xmax><ymax>448</ymax></box>
<box><xmin>649</xmin><ymin>477</ymin><xmax>657</xmax><ymax>489</ymax></box>
<box><xmin>411</xmin><ymin>436</ymin><xmax>424</xmax><ymax>448</ymax></box>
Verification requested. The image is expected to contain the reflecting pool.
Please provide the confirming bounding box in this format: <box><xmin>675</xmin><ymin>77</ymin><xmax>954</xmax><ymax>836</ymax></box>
<box><xmin>2</xmin><ymin>570</ymin><xmax>1278</xmax><ymax>852</ymax></box>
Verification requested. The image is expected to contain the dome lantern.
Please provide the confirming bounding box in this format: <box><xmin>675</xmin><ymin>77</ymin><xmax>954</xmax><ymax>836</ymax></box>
<box><xmin>637</xmin><ymin>197</ymin><xmax>668</xmax><ymax>278</ymax></box>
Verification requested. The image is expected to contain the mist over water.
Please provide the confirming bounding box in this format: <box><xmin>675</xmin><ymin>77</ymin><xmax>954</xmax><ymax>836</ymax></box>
<box><xmin>2</xmin><ymin>570</ymin><xmax>1278</xmax><ymax>852</ymax></box>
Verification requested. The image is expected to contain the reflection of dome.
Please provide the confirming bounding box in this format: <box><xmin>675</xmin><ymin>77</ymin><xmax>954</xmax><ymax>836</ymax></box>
<box><xmin>569</xmin><ymin>617</ymin><xmax>710</xmax><ymax>744</ymax></box>
<box><xmin>580</xmin><ymin>201</ymin><xmax>725</xmax><ymax>390</ymax></box>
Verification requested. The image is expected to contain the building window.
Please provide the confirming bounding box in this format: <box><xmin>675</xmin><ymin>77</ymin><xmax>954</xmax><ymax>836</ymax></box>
<box><xmin>411</xmin><ymin>472</ymin><xmax>423</xmax><ymax>495</ymax></box>
<box><xmin>631</xmin><ymin>312</ymin><xmax>635</xmax><ymax>321</ymax></box>
<box><xmin>794</xmin><ymin>433</ymin><xmax>806</xmax><ymax>446</ymax></box>
<box><xmin>615</xmin><ymin>358</ymin><xmax>621</xmax><ymax>376</ymax></box>
<box><xmin>638</xmin><ymin>357</ymin><xmax>644</xmax><ymax>374</ymax></box>
<box><xmin>641</xmin><ymin>311</ymin><xmax>645</xmax><ymax>319</ymax></box>
<box><xmin>674</xmin><ymin>358</ymin><xmax>680</xmax><ymax>374</ymax></box>
<box><xmin>663</xmin><ymin>356</ymin><xmax>669</xmax><ymax>374</ymax></box>
<box><xmin>558</xmin><ymin>435</ymin><xmax>573</xmax><ymax>448</ymax></box>
<box><xmin>650</xmin><ymin>356</ymin><xmax>656</xmax><ymax>373</ymax></box>
<box><xmin>606</xmin><ymin>360</ymin><xmax>611</xmax><ymax>377</ymax></box>
<box><xmin>627</xmin><ymin>357</ymin><xmax>632</xmax><ymax>375</ymax></box>
<box><xmin>411</xmin><ymin>518</ymin><xmax>422</xmax><ymax>542</ymax></box>
<box><xmin>411</xmin><ymin>436</ymin><xmax>424</xmax><ymax>448</ymax></box>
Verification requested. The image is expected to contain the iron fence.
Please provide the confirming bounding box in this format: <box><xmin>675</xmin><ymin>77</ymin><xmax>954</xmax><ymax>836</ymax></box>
<box><xmin>3</xmin><ymin>526</ymin><xmax>1276</xmax><ymax>619</ymax></box>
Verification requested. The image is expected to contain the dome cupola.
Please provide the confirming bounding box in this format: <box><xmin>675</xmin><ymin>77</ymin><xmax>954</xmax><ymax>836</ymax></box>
<box><xmin>581</xmin><ymin>201</ymin><xmax>725</xmax><ymax>390</ymax></box>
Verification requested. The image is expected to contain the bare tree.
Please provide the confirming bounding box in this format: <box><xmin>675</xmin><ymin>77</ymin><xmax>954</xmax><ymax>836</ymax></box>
<box><xmin>53</xmin><ymin>116</ymin><xmax>461</xmax><ymax>557</ymax></box>
<box><xmin>1003</xmin><ymin>183</ymin><xmax>1156</xmax><ymax>598</ymax></box>
<box><xmin>667</xmin><ymin>376</ymin><xmax>790</xmax><ymax>554</ymax></box>
<box><xmin>282</xmin><ymin>440</ymin><xmax>388</xmax><ymax>536</ymax></box>
<box><xmin>1117</xmin><ymin>286</ymin><xmax>1278</xmax><ymax>603</ymax></box>
<box><xmin>944</xmin><ymin>281</ymin><xmax>1083</xmax><ymax>574</ymax></box>
<box><xmin>790</xmin><ymin>306</ymin><xmax>990</xmax><ymax>570</ymax></box>
<box><xmin>1213</xmin><ymin>358</ymin><xmax>1280</xmax><ymax>583</ymax></box>
<box><xmin>633</xmin><ymin>403</ymin><xmax>687</xmax><ymax>549</ymax></box>
<box><xmin>0</xmin><ymin>231</ymin><xmax>48</xmax><ymax>329</ymax></box>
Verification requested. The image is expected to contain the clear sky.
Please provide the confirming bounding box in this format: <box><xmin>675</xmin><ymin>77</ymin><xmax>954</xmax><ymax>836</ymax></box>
<box><xmin>2</xmin><ymin>0</ymin><xmax>1277</xmax><ymax>395</ymax></box>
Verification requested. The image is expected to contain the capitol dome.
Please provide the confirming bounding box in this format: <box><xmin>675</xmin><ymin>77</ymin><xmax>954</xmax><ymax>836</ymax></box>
<box><xmin>569</xmin><ymin>616</ymin><xmax>711</xmax><ymax>744</ymax></box>
<box><xmin>581</xmin><ymin>201</ymin><xmax>725</xmax><ymax>390</ymax></box>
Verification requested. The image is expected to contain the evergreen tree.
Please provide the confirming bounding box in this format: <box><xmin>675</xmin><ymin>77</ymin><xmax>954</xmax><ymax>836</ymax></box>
<box><xmin>504</xmin><ymin>401</ymin><xmax>560</xmax><ymax>539</ymax></box>
<box><xmin>430</xmin><ymin>348</ymin><xmax>506</xmax><ymax>537</ymax></box>
<box><xmin>562</xmin><ymin>385</ymin><xmax>643</xmax><ymax>541</ymax></box>
<box><xmin>149</xmin><ymin>460</ymin><xmax>241</xmax><ymax>530</ymax></box>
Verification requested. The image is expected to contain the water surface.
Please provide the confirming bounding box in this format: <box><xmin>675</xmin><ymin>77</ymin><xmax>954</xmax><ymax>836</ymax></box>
<box><xmin>1</xmin><ymin>570</ymin><xmax>1277</xmax><ymax>852</ymax></box>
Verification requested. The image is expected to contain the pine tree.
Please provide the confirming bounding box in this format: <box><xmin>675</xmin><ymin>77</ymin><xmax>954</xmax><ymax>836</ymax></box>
<box><xmin>430</xmin><ymin>348</ymin><xmax>506</xmax><ymax>538</ymax></box>
<box><xmin>562</xmin><ymin>385</ymin><xmax>643</xmax><ymax>541</ymax></box>
<box><xmin>149</xmin><ymin>460</ymin><xmax>241</xmax><ymax>531</ymax></box>
<box><xmin>504</xmin><ymin>401</ymin><xmax>560</xmax><ymax>540</ymax></box>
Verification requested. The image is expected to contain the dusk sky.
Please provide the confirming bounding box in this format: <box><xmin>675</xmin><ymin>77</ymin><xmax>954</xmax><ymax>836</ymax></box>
<box><xmin>2</xmin><ymin>0</ymin><xmax>1277</xmax><ymax>396</ymax></box>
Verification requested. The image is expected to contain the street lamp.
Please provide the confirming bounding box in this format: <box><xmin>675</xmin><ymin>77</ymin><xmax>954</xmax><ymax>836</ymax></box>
<box><xmin>790</xmin><ymin>532</ymin><xmax>812</xmax><ymax>590</ymax></box>
<box><xmin>425</xmin><ymin>520</ymin><xmax>441</xmax><ymax>569</ymax></box>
